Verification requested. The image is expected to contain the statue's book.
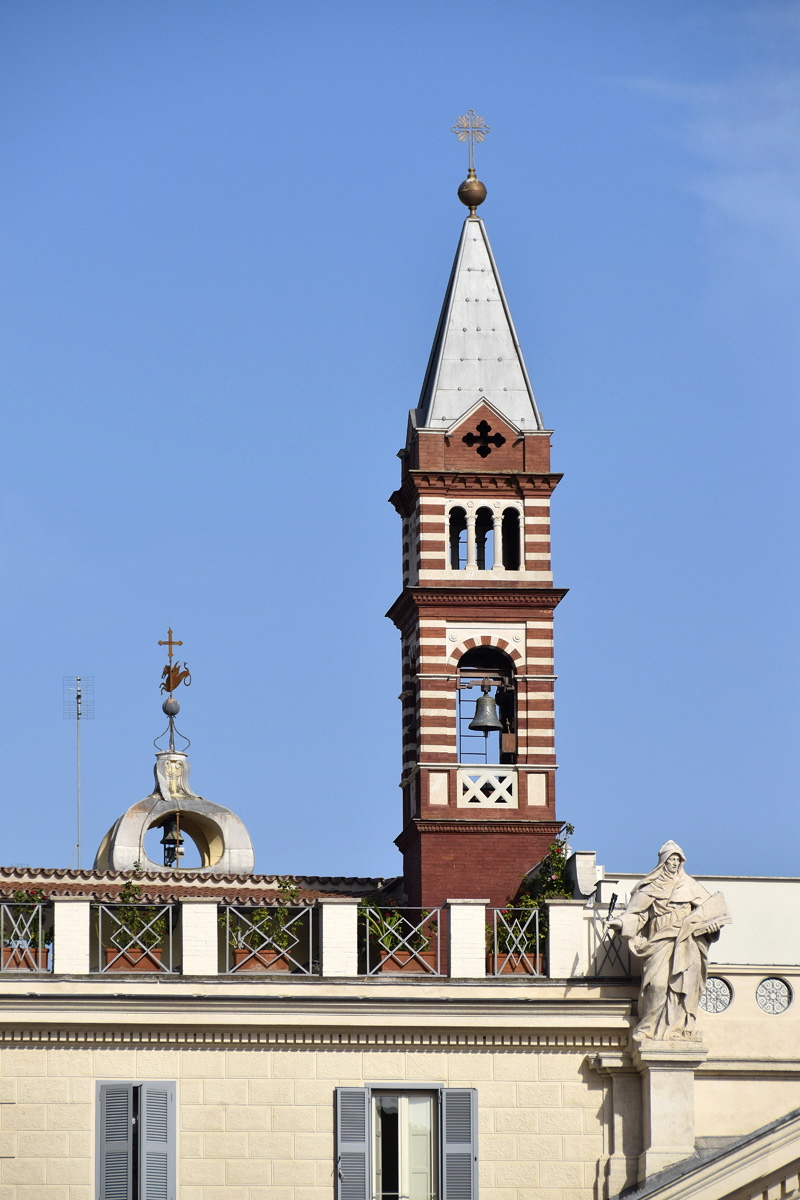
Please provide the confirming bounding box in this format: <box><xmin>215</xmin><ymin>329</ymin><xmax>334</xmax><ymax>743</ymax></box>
<box><xmin>693</xmin><ymin>890</ymin><xmax>732</xmax><ymax>934</ymax></box>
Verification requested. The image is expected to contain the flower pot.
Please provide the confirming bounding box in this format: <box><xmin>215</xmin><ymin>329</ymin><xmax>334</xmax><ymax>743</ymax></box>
<box><xmin>232</xmin><ymin>947</ymin><xmax>293</xmax><ymax>972</ymax></box>
<box><xmin>376</xmin><ymin>948</ymin><xmax>438</xmax><ymax>974</ymax></box>
<box><xmin>2</xmin><ymin>946</ymin><xmax>49</xmax><ymax>971</ymax></box>
<box><xmin>104</xmin><ymin>946</ymin><xmax>163</xmax><ymax>972</ymax></box>
<box><xmin>490</xmin><ymin>952</ymin><xmax>542</xmax><ymax>976</ymax></box>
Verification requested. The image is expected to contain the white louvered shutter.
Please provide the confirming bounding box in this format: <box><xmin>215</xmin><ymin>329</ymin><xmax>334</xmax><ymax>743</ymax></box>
<box><xmin>441</xmin><ymin>1088</ymin><xmax>478</xmax><ymax>1200</ymax></box>
<box><xmin>335</xmin><ymin>1087</ymin><xmax>369</xmax><ymax>1200</ymax></box>
<box><xmin>99</xmin><ymin>1084</ymin><xmax>134</xmax><ymax>1200</ymax></box>
<box><xmin>139</xmin><ymin>1083</ymin><xmax>175</xmax><ymax>1200</ymax></box>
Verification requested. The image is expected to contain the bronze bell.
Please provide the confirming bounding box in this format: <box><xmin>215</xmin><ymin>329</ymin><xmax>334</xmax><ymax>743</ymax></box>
<box><xmin>468</xmin><ymin>684</ymin><xmax>504</xmax><ymax>734</ymax></box>
<box><xmin>160</xmin><ymin>815</ymin><xmax>185</xmax><ymax>866</ymax></box>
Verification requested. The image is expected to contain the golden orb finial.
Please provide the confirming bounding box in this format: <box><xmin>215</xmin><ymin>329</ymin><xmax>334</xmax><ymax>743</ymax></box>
<box><xmin>457</xmin><ymin>167</ymin><xmax>487</xmax><ymax>216</ymax></box>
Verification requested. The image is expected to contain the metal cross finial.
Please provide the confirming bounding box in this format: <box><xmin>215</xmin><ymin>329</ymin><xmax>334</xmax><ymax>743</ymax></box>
<box><xmin>158</xmin><ymin>627</ymin><xmax>183</xmax><ymax>662</ymax></box>
<box><xmin>451</xmin><ymin>110</ymin><xmax>491</xmax><ymax>172</ymax></box>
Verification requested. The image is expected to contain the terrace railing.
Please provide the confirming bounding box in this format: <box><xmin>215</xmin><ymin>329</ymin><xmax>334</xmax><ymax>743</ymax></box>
<box><xmin>92</xmin><ymin>902</ymin><xmax>179</xmax><ymax>973</ymax></box>
<box><xmin>221</xmin><ymin>905</ymin><xmax>318</xmax><ymax>974</ymax></box>
<box><xmin>589</xmin><ymin>908</ymin><xmax>632</xmax><ymax>977</ymax></box>
<box><xmin>360</xmin><ymin>907</ymin><xmax>442</xmax><ymax>975</ymax></box>
<box><xmin>0</xmin><ymin>902</ymin><xmax>52</xmax><ymax>972</ymax></box>
<box><xmin>490</xmin><ymin>907</ymin><xmax>543</xmax><ymax>976</ymax></box>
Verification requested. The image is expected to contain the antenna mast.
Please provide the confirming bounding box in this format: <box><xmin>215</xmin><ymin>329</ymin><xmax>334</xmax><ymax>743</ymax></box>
<box><xmin>63</xmin><ymin>676</ymin><xmax>95</xmax><ymax>868</ymax></box>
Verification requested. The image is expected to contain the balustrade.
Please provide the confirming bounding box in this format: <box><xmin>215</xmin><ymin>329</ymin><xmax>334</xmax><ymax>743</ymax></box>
<box><xmin>489</xmin><ymin>907</ymin><xmax>543</xmax><ymax>976</ymax></box>
<box><xmin>92</xmin><ymin>902</ymin><xmax>179</xmax><ymax>973</ymax></box>
<box><xmin>0</xmin><ymin>895</ymin><xmax>596</xmax><ymax>979</ymax></box>
<box><xmin>219</xmin><ymin>904</ymin><xmax>318</xmax><ymax>974</ymax></box>
<box><xmin>0</xmin><ymin>901</ymin><xmax>53</xmax><ymax>972</ymax></box>
<box><xmin>359</xmin><ymin>907</ymin><xmax>443</xmax><ymax>975</ymax></box>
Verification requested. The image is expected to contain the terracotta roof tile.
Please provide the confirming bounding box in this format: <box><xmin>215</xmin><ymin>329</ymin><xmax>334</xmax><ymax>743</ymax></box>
<box><xmin>0</xmin><ymin>866</ymin><xmax>401</xmax><ymax>905</ymax></box>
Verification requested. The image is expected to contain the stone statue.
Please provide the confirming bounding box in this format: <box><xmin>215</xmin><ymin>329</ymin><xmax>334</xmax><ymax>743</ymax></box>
<box><xmin>608</xmin><ymin>841</ymin><xmax>731</xmax><ymax>1042</ymax></box>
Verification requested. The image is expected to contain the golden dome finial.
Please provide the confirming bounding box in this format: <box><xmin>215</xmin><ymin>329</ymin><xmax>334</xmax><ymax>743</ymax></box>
<box><xmin>451</xmin><ymin>109</ymin><xmax>490</xmax><ymax>215</ymax></box>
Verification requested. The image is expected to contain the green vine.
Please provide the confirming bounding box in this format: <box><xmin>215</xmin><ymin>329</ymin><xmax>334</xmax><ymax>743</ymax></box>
<box><xmin>489</xmin><ymin>823</ymin><xmax>575</xmax><ymax>952</ymax></box>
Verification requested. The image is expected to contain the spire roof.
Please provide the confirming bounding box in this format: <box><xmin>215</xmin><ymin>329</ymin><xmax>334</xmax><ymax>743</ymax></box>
<box><xmin>415</xmin><ymin>216</ymin><xmax>544</xmax><ymax>432</ymax></box>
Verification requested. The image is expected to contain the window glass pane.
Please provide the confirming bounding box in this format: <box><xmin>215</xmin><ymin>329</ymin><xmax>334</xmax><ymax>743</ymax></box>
<box><xmin>373</xmin><ymin>1093</ymin><xmax>437</xmax><ymax>1200</ymax></box>
<box><xmin>374</xmin><ymin>1095</ymin><xmax>399</xmax><ymax>1199</ymax></box>
<box><xmin>407</xmin><ymin>1095</ymin><xmax>436</xmax><ymax>1200</ymax></box>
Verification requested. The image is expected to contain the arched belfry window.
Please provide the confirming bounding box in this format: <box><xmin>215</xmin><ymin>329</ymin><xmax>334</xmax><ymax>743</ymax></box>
<box><xmin>502</xmin><ymin>507</ymin><xmax>521</xmax><ymax>570</ymax></box>
<box><xmin>457</xmin><ymin>646</ymin><xmax>516</xmax><ymax>765</ymax></box>
<box><xmin>448</xmin><ymin>507</ymin><xmax>467</xmax><ymax>569</ymax></box>
<box><xmin>475</xmin><ymin>507</ymin><xmax>494</xmax><ymax>570</ymax></box>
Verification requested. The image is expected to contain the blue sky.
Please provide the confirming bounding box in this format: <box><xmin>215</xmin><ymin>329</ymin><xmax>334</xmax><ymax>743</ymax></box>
<box><xmin>0</xmin><ymin>1</ymin><xmax>798</xmax><ymax>882</ymax></box>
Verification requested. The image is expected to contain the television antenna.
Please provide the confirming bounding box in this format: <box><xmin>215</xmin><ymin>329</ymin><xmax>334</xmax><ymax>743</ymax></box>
<box><xmin>63</xmin><ymin>677</ymin><xmax>94</xmax><ymax>869</ymax></box>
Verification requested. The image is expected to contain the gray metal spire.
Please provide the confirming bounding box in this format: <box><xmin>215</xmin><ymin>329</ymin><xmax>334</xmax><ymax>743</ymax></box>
<box><xmin>415</xmin><ymin>216</ymin><xmax>543</xmax><ymax>432</ymax></box>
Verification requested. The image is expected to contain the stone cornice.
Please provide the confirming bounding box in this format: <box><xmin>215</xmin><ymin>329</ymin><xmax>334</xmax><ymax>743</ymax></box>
<box><xmin>390</xmin><ymin>471</ymin><xmax>562</xmax><ymax>516</ymax></box>
<box><xmin>0</xmin><ymin>1026</ymin><xmax>630</xmax><ymax>1048</ymax></box>
<box><xmin>0</xmin><ymin>990</ymin><xmax>633</xmax><ymax>1047</ymax></box>
<box><xmin>386</xmin><ymin>586</ymin><xmax>568</xmax><ymax>629</ymax></box>
<box><xmin>395</xmin><ymin>819</ymin><xmax>563</xmax><ymax>852</ymax></box>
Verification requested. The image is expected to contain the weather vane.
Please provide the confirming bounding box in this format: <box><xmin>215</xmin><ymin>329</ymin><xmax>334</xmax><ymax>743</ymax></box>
<box><xmin>156</xmin><ymin>628</ymin><xmax>191</xmax><ymax>754</ymax></box>
<box><xmin>451</xmin><ymin>109</ymin><xmax>490</xmax><ymax>173</ymax></box>
<box><xmin>158</xmin><ymin>627</ymin><xmax>191</xmax><ymax>696</ymax></box>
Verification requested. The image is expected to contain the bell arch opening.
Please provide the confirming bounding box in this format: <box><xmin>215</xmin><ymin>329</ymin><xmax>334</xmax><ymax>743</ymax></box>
<box><xmin>475</xmin><ymin>507</ymin><xmax>494</xmax><ymax>570</ymax></box>
<box><xmin>448</xmin><ymin>506</ymin><xmax>468</xmax><ymax>569</ymax></box>
<box><xmin>456</xmin><ymin>646</ymin><xmax>516</xmax><ymax>765</ymax></box>
<box><xmin>143</xmin><ymin>811</ymin><xmax>226</xmax><ymax>871</ymax></box>
<box><xmin>501</xmin><ymin>507</ymin><xmax>521</xmax><ymax>570</ymax></box>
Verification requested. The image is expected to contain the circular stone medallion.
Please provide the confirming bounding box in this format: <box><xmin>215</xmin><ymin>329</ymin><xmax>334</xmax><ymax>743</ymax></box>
<box><xmin>699</xmin><ymin>976</ymin><xmax>733</xmax><ymax>1014</ymax></box>
<box><xmin>756</xmin><ymin>977</ymin><xmax>792</xmax><ymax>1014</ymax></box>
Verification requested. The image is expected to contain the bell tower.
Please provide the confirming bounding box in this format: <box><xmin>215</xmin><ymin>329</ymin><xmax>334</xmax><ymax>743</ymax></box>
<box><xmin>388</xmin><ymin>142</ymin><xmax>566</xmax><ymax>908</ymax></box>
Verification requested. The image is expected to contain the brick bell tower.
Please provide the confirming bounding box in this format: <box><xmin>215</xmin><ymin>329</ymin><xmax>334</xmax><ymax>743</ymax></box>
<box><xmin>387</xmin><ymin>164</ymin><xmax>567</xmax><ymax>908</ymax></box>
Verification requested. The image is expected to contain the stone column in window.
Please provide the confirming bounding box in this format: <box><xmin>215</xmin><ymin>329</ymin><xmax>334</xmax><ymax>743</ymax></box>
<box><xmin>492</xmin><ymin>504</ymin><xmax>504</xmax><ymax>571</ymax></box>
<box><xmin>465</xmin><ymin>505</ymin><xmax>477</xmax><ymax>568</ymax></box>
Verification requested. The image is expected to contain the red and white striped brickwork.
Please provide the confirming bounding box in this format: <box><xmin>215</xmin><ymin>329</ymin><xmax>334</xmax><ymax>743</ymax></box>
<box><xmin>388</xmin><ymin>406</ymin><xmax>567</xmax><ymax>908</ymax></box>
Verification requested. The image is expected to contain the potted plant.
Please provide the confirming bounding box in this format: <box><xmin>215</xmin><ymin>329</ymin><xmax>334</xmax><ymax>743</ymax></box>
<box><xmin>223</xmin><ymin>878</ymin><xmax>302</xmax><ymax>971</ymax></box>
<box><xmin>490</xmin><ymin>895</ymin><xmax>542</xmax><ymax>975</ymax></box>
<box><xmin>360</xmin><ymin>898</ymin><xmax>438</xmax><ymax>973</ymax></box>
<box><xmin>104</xmin><ymin>870</ymin><xmax>168</xmax><ymax>971</ymax></box>
<box><xmin>2</xmin><ymin>888</ymin><xmax>51</xmax><ymax>971</ymax></box>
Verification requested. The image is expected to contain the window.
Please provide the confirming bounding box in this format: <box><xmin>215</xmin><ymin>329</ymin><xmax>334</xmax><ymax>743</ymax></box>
<box><xmin>501</xmin><ymin>507</ymin><xmax>521</xmax><ymax>570</ymax></box>
<box><xmin>97</xmin><ymin>1082</ymin><xmax>175</xmax><ymax>1200</ymax></box>
<box><xmin>457</xmin><ymin>646</ymin><xmax>516</xmax><ymax>765</ymax></box>
<box><xmin>475</xmin><ymin>507</ymin><xmax>494</xmax><ymax>570</ymax></box>
<box><xmin>335</xmin><ymin>1086</ymin><xmax>477</xmax><ymax>1200</ymax></box>
<box><xmin>448</xmin><ymin>507</ymin><xmax>467</xmax><ymax>569</ymax></box>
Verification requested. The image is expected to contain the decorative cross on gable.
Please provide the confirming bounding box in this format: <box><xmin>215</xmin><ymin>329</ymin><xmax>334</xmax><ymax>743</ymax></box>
<box><xmin>462</xmin><ymin>419</ymin><xmax>506</xmax><ymax>458</ymax></box>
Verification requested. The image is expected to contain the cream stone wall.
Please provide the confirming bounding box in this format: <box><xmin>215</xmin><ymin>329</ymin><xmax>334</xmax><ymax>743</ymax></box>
<box><xmin>0</xmin><ymin>1044</ymin><xmax>607</xmax><ymax>1200</ymax></box>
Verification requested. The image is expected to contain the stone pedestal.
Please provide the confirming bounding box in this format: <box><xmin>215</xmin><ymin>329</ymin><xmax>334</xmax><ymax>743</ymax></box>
<box><xmin>319</xmin><ymin>898</ymin><xmax>359</xmax><ymax>976</ymax></box>
<box><xmin>591</xmin><ymin>1052</ymin><xmax>642</xmax><ymax>1199</ymax></box>
<box><xmin>447</xmin><ymin>899</ymin><xmax>489</xmax><ymax>978</ymax></box>
<box><xmin>52</xmin><ymin>898</ymin><xmax>91</xmax><ymax>974</ymax></box>
<box><xmin>632</xmin><ymin>1037</ymin><xmax>708</xmax><ymax>1182</ymax></box>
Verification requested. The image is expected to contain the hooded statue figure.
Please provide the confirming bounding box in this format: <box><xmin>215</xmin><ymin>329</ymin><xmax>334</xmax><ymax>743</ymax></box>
<box><xmin>608</xmin><ymin>841</ymin><xmax>729</xmax><ymax>1041</ymax></box>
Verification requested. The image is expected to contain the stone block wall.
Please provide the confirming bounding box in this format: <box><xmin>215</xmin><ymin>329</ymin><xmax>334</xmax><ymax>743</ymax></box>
<box><xmin>0</xmin><ymin>1044</ymin><xmax>606</xmax><ymax>1200</ymax></box>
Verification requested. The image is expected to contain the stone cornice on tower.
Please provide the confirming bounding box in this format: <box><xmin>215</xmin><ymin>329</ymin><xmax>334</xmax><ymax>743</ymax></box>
<box><xmin>389</xmin><ymin>470</ymin><xmax>562</xmax><ymax>518</ymax></box>
<box><xmin>386</xmin><ymin>586</ymin><xmax>568</xmax><ymax>629</ymax></box>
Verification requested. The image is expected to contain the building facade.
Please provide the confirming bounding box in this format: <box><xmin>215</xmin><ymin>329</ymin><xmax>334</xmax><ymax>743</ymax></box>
<box><xmin>0</xmin><ymin>173</ymin><xmax>798</xmax><ymax>1200</ymax></box>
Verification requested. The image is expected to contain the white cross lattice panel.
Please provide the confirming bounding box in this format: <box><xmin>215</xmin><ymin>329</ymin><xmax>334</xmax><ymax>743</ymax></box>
<box><xmin>457</xmin><ymin>768</ymin><xmax>518</xmax><ymax>807</ymax></box>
